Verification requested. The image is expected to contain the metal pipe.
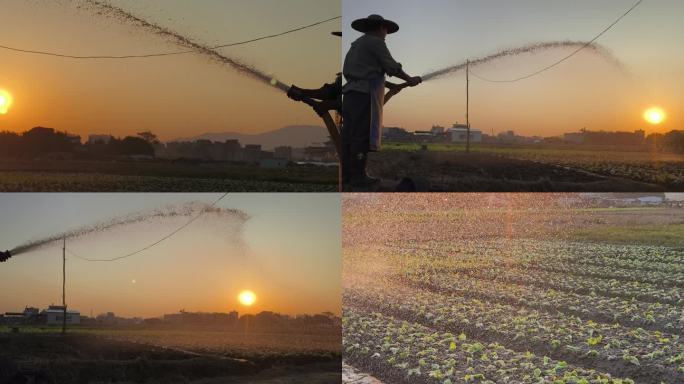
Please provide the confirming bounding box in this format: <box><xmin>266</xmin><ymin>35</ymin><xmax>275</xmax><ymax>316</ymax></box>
<box><xmin>466</xmin><ymin>60</ymin><xmax>470</xmax><ymax>153</ymax></box>
<box><xmin>62</xmin><ymin>237</ymin><xmax>66</xmax><ymax>335</ymax></box>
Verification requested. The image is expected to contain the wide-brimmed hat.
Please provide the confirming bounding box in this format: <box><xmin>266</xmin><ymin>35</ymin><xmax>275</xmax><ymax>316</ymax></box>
<box><xmin>351</xmin><ymin>14</ymin><xmax>399</xmax><ymax>34</ymax></box>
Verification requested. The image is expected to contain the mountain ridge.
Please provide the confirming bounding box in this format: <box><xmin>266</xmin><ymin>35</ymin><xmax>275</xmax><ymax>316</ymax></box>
<box><xmin>169</xmin><ymin>125</ymin><xmax>329</xmax><ymax>151</ymax></box>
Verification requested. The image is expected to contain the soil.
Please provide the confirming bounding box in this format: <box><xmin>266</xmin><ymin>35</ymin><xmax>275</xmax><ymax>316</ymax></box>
<box><xmin>0</xmin><ymin>333</ymin><xmax>340</xmax><ymax>384</ymax></box>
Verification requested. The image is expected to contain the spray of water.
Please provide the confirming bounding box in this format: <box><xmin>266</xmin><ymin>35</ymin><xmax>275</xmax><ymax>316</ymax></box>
<box><xmin>421</xmin><ymin>41</ymin><xmax>621</xmax><ymax>82</ymax></box>
<box><xmin>79</xmin><ymin>0</ymin><xmax>290</xmax><ymax>92</ymax></box>
<box><xmin>10</xmin><ymin>202</ymin><xmax>249</xmax><ymax>256</ymax></box>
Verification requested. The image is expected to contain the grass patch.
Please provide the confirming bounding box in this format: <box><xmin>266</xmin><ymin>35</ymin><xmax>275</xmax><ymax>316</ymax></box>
<box><xmin>568</xmin><ymin>223</ymin><xmax>684</xmax><ymax>247</ymax></box>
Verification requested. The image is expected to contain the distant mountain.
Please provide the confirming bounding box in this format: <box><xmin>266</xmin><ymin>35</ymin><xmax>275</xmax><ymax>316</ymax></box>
<box><xmin>170</xmin><ymin>125</ymin><xmax>329</xmax><ymax>150</ymax></box>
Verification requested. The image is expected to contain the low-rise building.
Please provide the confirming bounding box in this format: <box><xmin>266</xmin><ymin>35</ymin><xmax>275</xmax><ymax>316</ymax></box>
<box><xmin>87</xmin><ymin>134</ymin><xmax>113</xmax><ymax>145</ymax></box>
<box><xmin>448</xmin><ymin>124</ymin><xmax>482</xmax><ymax>143</ymax></box>
<box><xmin>43</xmin><ymin>305</ymin><xmax>80</xmax><ymax>325</ymax></box>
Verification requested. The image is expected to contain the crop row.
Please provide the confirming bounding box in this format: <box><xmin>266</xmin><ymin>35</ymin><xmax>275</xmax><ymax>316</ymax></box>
<box><xmin>391</xmin><ymin>241</ymin><xmax>684</xmax><ymax>275</ymax></box>
<box><xmin>518</xmin><ymin>254</ymin><xmax>684</xmax><ymax>275</ymax></box>
<box><xmin>389</xmin><ymin>239</ymin><xmax>684</xmax><ymax>268</ymax></box>
<box><xmin>402</xmin><ymin>254</ymin><xmax>684</xmax><ymax>289</ymax></box>
<box><xmin>344</xmin><ymin>285</ymin><xmax>684</xmax><ymax>383</ymax></box>
<box><xmin>495</xmin><ymin>261</ymin><xmax>684</xmax><ymax>289</ymax></box>
<box><xmin>344</xmin><ymin>308</ymin><xmax>631</xmax><ymax>384</ymax></box>
<box><xmin>575</xmin><ymin>162</ymin><xmax>684</xmax><ymax>189</ymax></box>
<box><xmin>438</xmin><ymin>265</ymin><xmax>684</xmax><ymax>306</ymax></box>
<box><xmin>400</xmin><ymin>271</ymin><xmax>684</xmax><ymax>335</ymax></box>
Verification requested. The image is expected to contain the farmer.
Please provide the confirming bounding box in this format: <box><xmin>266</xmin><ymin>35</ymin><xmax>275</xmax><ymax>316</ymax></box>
<box><xmin>342</xmin><ymin>14</ymin><xmax>422</xmax><ymax>189</ymax></box>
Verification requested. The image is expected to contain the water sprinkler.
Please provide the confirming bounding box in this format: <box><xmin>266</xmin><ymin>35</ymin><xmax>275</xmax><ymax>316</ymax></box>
<box><xmin>0</xmin><ymin>250</ymin><xmax>11</xmax><ymax>262</ymax></box>
<box><xmin>286</xmin><ymin>30</ymin><xmax>343</xmax><ymax>156</ymax></box>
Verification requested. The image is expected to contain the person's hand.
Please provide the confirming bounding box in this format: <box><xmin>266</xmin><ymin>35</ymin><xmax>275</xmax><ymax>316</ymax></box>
<box><xmin>407</xmin><ymin>76</ymin><xmax>422</xmax><ymax>87</ymax></box>
<box><xmin>287</xmin><ymin>85</ymin><xmax>304</xmax><ymax>101</ymax></box>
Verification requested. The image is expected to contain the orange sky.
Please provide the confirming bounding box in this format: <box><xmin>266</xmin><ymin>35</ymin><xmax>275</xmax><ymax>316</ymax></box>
<box><xmin>0</xmin><ymin>0</ymin><xmax>340</xmax><ymax>141</ymax></box>
<box><xmin>0</xmin><ymin>193</ymin><xmax>341</xmax><ymax>318</ymax></box>
<box><xmin>343</xmin><ymin>0</ymin><xmax>683</xmax><ymax>136</ymax></box>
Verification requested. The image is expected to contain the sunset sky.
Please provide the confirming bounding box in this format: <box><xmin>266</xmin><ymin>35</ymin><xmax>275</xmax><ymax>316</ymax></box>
<box><xmin>0</xmin><ymin>193</ymin><xmax>341</xmax><ymax>318</ymax></box>
<box><xmin>343</xmin><ymin>0</ymin><xmax>683</xmax><ymax>136</ymax></box>
<box><xmin>0</xmin><ymin>0</ymin><xmax>340</xmax><ymax>141</ymax></box>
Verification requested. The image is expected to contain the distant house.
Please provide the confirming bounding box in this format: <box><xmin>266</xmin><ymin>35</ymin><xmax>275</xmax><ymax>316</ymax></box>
<box><xmin>448</xmin><ymin>124</ymin><xmax>482</xmax><ymax>143</ymax></box>
<box><xmin>430</xmin><ymin>125</ymin><xmax>445</xmax><ymax>136</ymax></box>
<box><xmin>274</xmin><ymin>146</ymin><xmax>293</xmax><ymax>161</ymax></box>
<box><xmin>43</xmin><ymin>305</ymin><xmax>80</xmax><ymax>325</ymax></box>
<box><xmin>66</xmin><ymin>134</ymin><xmax>81</xmax><ymax>146</ymax></box>
<box><xmin>88</xmin><ymin>134</ymin><xmax>112</xmax><ymax>145</ymax></box>
<box><xmin>243</xmin><ymin>144</ymin><xmax>262</xmax><ymax>163</ymax></box>
<box><xmin>563</xmin><ymin>132</ymin><xmax>584</xmax><ymax>144</ymax></box>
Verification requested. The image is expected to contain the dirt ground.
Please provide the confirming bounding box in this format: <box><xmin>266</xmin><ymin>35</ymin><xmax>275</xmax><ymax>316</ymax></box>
<box><xmin>367</xmin><ymin>151</ymin><xmax>666</xmax><ymax>192</ymax></box>
<box><xmin>0</xmin><ymin>332</ymin><xmax>340</xmax><ymax>384</ymax></box>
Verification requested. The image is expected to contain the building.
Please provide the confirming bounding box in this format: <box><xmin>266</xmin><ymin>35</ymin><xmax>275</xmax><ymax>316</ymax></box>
<box><xmin>43</xmin><ymin>305</ymin><xmax>80</xmax><ymax>325</ymax></box>
<box><xmin>87</xmin><ymin>134</ymin><xmax>112</xmax><ymax>145</ymax></box>
<box><xmin>274</xmin><ymin>146</ymin><xmax>293</xmax><ymax>161</ymax></box>
<box><xmin>430</xmin><ymin>125</ymin><xmax>445</xmax><ymax>136</ymax></box>
<box><xmin>163</xmin><ymin>310</ymin><xmax>238</xmax><ymax>325</ymax></box>
<box><xmin>66</xmin><ymin>134</ymin><xmax>81</xmax><ymax>146</ymax></box>
<box><xmin>243</xmin><ymin>144</ymin><xmax>262</xmax><ymax>163</ymax></box>
<box><xmin>563</xmin><ymin>132</ymin><xmax>584</xmax><ymax>144</ymax></box>
<box><xmin>562</xmin><ymin>129</ymin><xmax>646</xmax><ymax>146</ymax></box>
<box><xmin>448</xmin><ymin>124</ymin><xmax>482</xmax><ymax>143</ymax></box>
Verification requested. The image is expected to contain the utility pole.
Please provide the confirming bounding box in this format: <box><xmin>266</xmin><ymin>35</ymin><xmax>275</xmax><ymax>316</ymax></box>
<box><xmin>466</xmin><ymin>60</ymin><xmax>470</xmax><ymax>153</ymax></box>
<box><xmin>62</xmin><ymin>237</ymin><xmax>66</xmax><ymax>335</ymax></box>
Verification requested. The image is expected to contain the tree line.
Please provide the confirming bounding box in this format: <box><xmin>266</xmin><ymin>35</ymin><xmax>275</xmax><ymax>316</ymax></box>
<box><xmin>0</xmin><ymin>127</ymin><xmax>158</xmax><ymax>159</ymax></box>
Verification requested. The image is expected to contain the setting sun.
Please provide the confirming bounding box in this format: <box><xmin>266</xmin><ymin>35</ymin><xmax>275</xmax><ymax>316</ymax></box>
<box><xmin>643</xmin><ymin>107</ymin><xmax>666</xmax><ymax>125</ymax></box>
<box><xmin>0</xmin><ymin>89</ymin><xmax>12</xmax><ymax>114</ymax></box>
<box><xmin>238</xmin><ymin>290</ymin><xmax>257</xmax><ymax>306</ymax></box>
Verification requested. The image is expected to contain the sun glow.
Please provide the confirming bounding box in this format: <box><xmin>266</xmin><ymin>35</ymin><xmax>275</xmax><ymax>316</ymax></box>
<box><xmin>0</xmin><ymin>89</ymin><xmax>12</xmax><ymax>114</ymax></box>
<box><xmin>643</xmin><ymin>107</ymin><xmax>666</xmax><ymax>125</ymax></box>
<box><xmin>238</xmin><ymin>290</ymin><xmax>257</xmax><ymax>306</ymax></box>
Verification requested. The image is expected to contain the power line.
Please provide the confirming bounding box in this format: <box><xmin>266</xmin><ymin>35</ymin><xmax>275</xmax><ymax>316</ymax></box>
<box><xmin>470</xmin><ymin>0</ymin><xmax>643</xmax><ymax>83</ymax></box>
<box><xmin>67</xmin><ymin>193</ymin><xmax>229</xmax><ymax>262</ymax></box>
<box><xmin>0</xmin><ymin>16</ymin><xmax>340</xmax><ymax>59</ymax></box>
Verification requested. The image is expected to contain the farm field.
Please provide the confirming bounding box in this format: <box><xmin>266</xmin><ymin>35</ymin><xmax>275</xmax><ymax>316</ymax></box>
<box><xmin>0</xmin><ymin>159</ymin><xmax>338</xmax><ymax>192</ymax></box>
<box><xmin>0</xmin><ymin>327</ymin><xmax>341</xmax><ymax>383</ymax></box>
<box><xmin>373</xmin><ymin>143</ymin><xmax>684</xmax><ymax>191</ymax></box>
<box><xmin>342</xmin><ymin>194</ymin><xmax>684</xmax><ymax>384</ymax></box>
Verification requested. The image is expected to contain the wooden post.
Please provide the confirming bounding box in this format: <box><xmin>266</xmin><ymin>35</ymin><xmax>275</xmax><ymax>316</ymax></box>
<box><xmin>466</xmin><ymin>60</ymin><xmax>470</xmax><ymax>153</ymax></box>
<box><xmin>62</xmin><ymin>237</ymin><xmax>66</xmax><ymax>335</ymax></box>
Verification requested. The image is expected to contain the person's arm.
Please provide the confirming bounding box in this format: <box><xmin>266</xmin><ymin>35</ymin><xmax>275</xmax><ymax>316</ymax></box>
<box><xmin>372</xmin><ymin>38</ymin><xmax>421</xmax><ymax>87</ymax></box>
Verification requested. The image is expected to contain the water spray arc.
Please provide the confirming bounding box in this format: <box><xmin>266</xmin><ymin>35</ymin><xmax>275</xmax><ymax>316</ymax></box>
<box><xmin>9</xmin><ymin>194</ymin><xmax>237</xmax><ymax>258</ymax></box>
<box><xmin>82</xmin><ymin>0</ymin><xmax>289</xmax><ymax>92</ymax></box>
<box><xmin>420</xmin><ymin>41</ymin><xmax>618</xmax><ymax>83</ymax></box>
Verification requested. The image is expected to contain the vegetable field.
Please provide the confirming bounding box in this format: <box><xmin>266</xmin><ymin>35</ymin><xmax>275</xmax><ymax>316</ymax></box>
<box><xmin>343</xmin><ymin>194</ymin><xmax>684</xmax><ymax>384</ymax></box>
<box><xmin>376</xmin><ymin>143</ymin><xmax>684</xmax><ymax>191</ymax></box>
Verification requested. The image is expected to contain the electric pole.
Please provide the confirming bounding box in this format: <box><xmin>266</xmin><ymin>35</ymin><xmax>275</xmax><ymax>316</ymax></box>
<box><xmin>466</xmin><ymin>60</ymin><xmax>470</xmax><ymax>153</ymax></box>
<box><xmin>62</xmin><ymin>237</ymin><xmax>66</xmax><ymax>335</ymax></box>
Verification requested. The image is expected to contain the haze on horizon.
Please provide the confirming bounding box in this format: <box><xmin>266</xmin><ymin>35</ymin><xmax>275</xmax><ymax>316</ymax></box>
<box><xmin>0</xmin><ymin>193</ymin><xmax>341</xmax><ymax>318</ymax></box>
<box><xmin>343</xmin><ymin>0</ymin><xmax>683</xmax><ymax>137</ymax></box>
<box><xmin>0</xmin><ymin>0</ymin><xmax>340</xmax><ymax>141</ymax></box>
